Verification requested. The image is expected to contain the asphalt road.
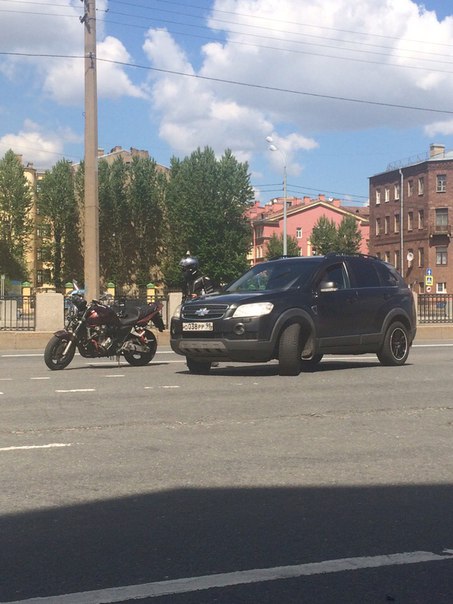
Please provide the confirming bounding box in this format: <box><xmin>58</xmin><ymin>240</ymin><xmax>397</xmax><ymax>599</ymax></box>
<box><xmin>1</xmin><ymin>343</ymin><xmax>453</xmax><ymax>603</ymax></box>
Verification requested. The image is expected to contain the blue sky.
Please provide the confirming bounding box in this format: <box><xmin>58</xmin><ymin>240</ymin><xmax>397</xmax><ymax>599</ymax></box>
<box><xmin>1</xmin><ymin>0</ymin><xmax>453</xmax><ymax>206</ymax></box>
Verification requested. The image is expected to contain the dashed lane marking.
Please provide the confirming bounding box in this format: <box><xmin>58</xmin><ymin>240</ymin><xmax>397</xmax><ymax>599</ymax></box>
<box><xmin>55</xmin><ymin>389</ymin><xmax>96</xmax><ymax>393</ymax></box>
<box><xmin>0</xmin><ymin>443</ymin><xmax>72</xmax><ymax>452</ymax></box>
<box><xmin>2</xmin><ymin>549</ymin><xmax>452</xmax><ymax>603</ymax></box>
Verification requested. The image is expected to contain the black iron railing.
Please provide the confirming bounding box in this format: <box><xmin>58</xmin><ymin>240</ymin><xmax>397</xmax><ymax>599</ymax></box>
<box><xmin>0</xmin><ymin>296</ymin><xmax>35</xmax><ymax>330</ymax></box>
<box><xmin>418</xmin><ymin>294</ymin><xmax>453</xmax><ymax>324</ymax></box>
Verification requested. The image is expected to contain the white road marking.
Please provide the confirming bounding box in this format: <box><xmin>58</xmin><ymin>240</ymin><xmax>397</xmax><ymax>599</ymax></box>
<box><xmin>30</xmin><ymin>377</ymin><xmax>50</xmax><ymax>380</ymax></box>
<box><xmin>2</xmin><ymin>549</ymin><xmax>452</xmax><ymax>603</ymax></box>
<box><xmin>162</xmin><ymin>385</ymin><xmax>180</xmax><ymax>389</ymax></box>
<box><xmin>0</xmin><ymin>443</ymin><xmax>72</xmax><ymax>452</ymax></box>
<box><xmin>104</xmin><ymin>375</ymin><xmax>125</xmax><ymax>378</ymax></box>
<box><xmin>55</xmin><ymin>389</ymin><xmax>95</xmax><ymax>393</ymax></box>
<box><xmin>0</xmin><ymin>377</ymin><xmax>12</xmax><ymax>381</ymax></box>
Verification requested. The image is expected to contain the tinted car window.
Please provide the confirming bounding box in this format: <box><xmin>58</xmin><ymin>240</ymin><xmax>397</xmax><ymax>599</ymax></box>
<box><xmin>317</xmin><ymin>263</ymin><xmax>349</xmax><ymax>290</ymax></box>
<box><xmin>375</xmin><ymin>261</ymin><xmax>402</xmax><ymax>286</ymax></box>
<box><xmin>226</xmin><ymin>259</ymin><xmax>319</xmax><ymax>292</ymax></box>
<box><xmin>348</xmin><ymin>258</ymin><xmax>380</xmax><ymax>288</ymax></box>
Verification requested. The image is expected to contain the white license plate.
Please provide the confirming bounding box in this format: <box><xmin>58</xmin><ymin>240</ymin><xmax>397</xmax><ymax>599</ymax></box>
<box><xmin>182</xmin><ymin>321</ymin><xmax>213</xmax><ymax>331</ymax></box>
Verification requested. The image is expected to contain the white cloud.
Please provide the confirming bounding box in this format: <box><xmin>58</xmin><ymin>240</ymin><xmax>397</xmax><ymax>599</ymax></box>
<box><xmin>425</xmin><ymin>119</ymin><xmax>453</xmax><ymax>137</ymax></box>
<box><xmin>0</xmin><ymin>0</ymin><xmax>145</xmax><ymax>105</ymax></box>
<box><xmin>0</xmin><ymin>120</ymin><xmax>81</xmax><ymax>168</ymax></box>
<box><xmin>141</xmin><ymin>0</ymin><xmax>453</xmax><ymax>171</ymax></box>
<box><xmin>43</xmin><ymin>36</ymin><xmax>147</xmax><ymax>104</ymax></box>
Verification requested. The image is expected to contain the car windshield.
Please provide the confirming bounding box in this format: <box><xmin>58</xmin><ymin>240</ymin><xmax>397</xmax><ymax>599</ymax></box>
<box><xmin>225</xmin><ymin>260</ymin><xmax>320</xmax><ymax>292</ymax></box>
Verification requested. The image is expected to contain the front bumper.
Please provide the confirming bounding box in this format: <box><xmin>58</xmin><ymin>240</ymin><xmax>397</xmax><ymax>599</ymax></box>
<box><xmin>170</xmin><ymin>335</ymin><xmax>275</xmax><ymax>362</ymax></box>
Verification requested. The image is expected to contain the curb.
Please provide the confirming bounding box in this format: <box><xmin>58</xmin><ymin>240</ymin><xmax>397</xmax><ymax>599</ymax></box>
<box><xmin>0</xmin><ymin>325</ymin><xmax>452</xmax><ymax>351</ymax></box>
<box><xmin>0</xmin><ymin>330</ymin><xmax>171</xmax><ymax>351</ymax></box>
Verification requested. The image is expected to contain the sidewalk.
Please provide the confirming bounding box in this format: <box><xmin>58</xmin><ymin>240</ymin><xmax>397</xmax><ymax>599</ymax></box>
<box><xmin>0</xmin><ymin>325</ymin><xmax>451</xmax><ymax>350</ymax></box>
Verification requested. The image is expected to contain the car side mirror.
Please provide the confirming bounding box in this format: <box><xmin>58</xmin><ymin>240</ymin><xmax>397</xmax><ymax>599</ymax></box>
<box><xmin>319</xmin><ymin>281</ymin><xmax>338</xmax><ymax>292</ymax></box>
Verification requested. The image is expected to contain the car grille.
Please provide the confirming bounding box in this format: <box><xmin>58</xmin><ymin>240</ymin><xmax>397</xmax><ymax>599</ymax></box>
<box><xmin>181</xmin><ymin>303</ymin><xmax>229</xmax><ymax>320</ymax></box>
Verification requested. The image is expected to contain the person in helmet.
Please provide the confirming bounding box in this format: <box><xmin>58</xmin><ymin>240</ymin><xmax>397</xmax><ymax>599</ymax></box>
<box><xmin>179</xmin><ymin>253</ymin><xmax>214</xmax><ymax>302</ymax></box>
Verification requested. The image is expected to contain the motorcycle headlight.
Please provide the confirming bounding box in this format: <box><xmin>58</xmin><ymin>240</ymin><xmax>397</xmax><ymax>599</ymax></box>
<box><xmin>172</xmin><ymin>304</ymin><xmax>182</xmax><ymax>319</ymax></box>
<box><xmin>232</xmin><ymin>302</ymin><xmax>274</xmax><ymax>318</ymax></box>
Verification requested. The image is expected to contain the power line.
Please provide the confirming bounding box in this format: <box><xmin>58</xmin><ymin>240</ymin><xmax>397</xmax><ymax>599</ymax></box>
<box><xmin>2</xmin><ymin>50</ymin><xmax>453</xmax><ymax>116</ymax></box>
<box><xmin>110</xmin><ymin>0</ymin><xmax>453</xmax><ymax>52</ymax></box>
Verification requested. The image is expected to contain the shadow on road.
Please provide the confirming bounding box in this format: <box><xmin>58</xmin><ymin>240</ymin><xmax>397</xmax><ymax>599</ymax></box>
<box><xmin>1</xmin><ymin>484</ymin><xmax>452</xmax><ymax>603</ymax></box>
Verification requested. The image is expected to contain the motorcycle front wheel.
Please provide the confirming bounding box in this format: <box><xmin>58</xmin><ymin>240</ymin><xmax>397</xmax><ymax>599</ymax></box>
<box><xmin>123</xmin><ymin>330</ymin><xmax>157</xmax><ymax>366</ymax></box>
<box><xmin>44</xmin><ymin>335</ymin><xmax>76</xmax><ymax>370</ymax></box>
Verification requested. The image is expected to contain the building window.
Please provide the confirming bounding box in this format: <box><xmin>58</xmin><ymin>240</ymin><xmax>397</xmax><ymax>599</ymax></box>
<box><xmin>394</xmin><ymin>183</ymin><xmax>400</xmax><ymax>200</ymax></box>
<box><xmin>384</xmin><ymin>251</ymin><xmax>390</xmax><ymax>263</ymax></box>
<box><xmin>394</xmin><ymin>250</ymin><xmax>400</xmax><ymax>270</ymax></box>
<box><xmin>436</xmin><ymin>246</ymin><xmax>448</xmax><ymax>265</ymax></box>
<box><xmin>435</xmin><ymin>208</ymin><xmax>448</xmax><ymax>232</ymax></box>
<box><xmin>436</xmin><ymin>174</ymin><xmax>447</xmax><ymax>193</ymax></box>
<box><xmin>418</xmin><ymin>176</ymin><xmax>424</xmax><ymax>195</ymax></box>
<box><xmin>384</xmin><ymin>216</ymin><xmax>390</xmax><ymax>234</ymax></box>
<box><xmin>37</xmin><ymin>270</ymin><xmax>43</xmax><ymax>286</ymax></box>
<box><xmin>384</xmin><ymin>187</ymin><xmax>390</xmax><ymax>202</ymax></box>
<box><xmin>256</xmin><ymin>226</ymin><xmax>263</xmax><ymax>239</ymax></box>
<box><xmin>296</xmin><ymin>227</ymin><xmax>302</xmax><ymax>239</ymax></box>
<box><xmin>394</xmin><ymin>213</ymin><xmax>400</xmax><ymax>233</ymax></box>
<box><xmin>407</xmin><ymin>211</ymin><xmax>413</xmax><ymax>231</ymax></box>
<box><xmin>407</xmin><ymin>180</ymin><xmax>413</xmax><ymax>197</ymax></box>
<box><xmin>418</xmin><ymin>209</ymin><xmax>424</xmax><ymax>229</ymax></box>
<box><xmin>418</xmin><ymin>247</ymin><xmax>424</xmax><ymax>268</ymax></box>
<box><xmin>437</xmin><ymin>282</ymin><xmax>447</xmax><ymax>293</ymax></box>
<box><xmin>375</xmin><ymin>189</ymin><xmax>381</xmax><ymax>205</ymax></box>
<box><xmin>375</xmin><ymin>218</ymin><xmax>381</xmax><ymax>236</ymax></box>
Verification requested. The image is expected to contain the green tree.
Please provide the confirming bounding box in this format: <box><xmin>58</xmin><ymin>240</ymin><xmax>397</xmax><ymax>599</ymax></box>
<box><xmin>38</xmin><ymin>159</ymin><xmax>83</xmax><ymax>289</ymax></box>
<box><xmin>98</xmin><ymin>158</ymin><xmax>133</xmax><ymax>289</ymax></box>
<box><xmin>0</xmin><ymin>149</ymin><xmax>33</xmax><ymax>279</ymax></box>
<box><xmin>128</xmin><ymin>156</ymin><xmax>166</xmax><ymax>291</ymax></box>
<box><xmin>265</xmin><ymin>233</ymin><xmax>300</xmax><ymax>259</ymax></box>
<box><xmin>310</xmin><ymin>215</ymin><xmax>338</xmax><ymax>255</ymax></box>
<box><xmin>163</xmin><ymin>147</ymin><xmax>254</xmax><ymax>287</ymax></box>
<box><xmin>335</xmin><ymin>215</ymin><xmax>363</xmax><ymax>253</ymax></box>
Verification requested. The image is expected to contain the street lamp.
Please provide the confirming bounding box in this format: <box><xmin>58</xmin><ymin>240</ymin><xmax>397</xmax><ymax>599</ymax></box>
<box><xmin>266</xmin><ymin>136</ymin><xmax>288</xmax><ymax>256</ymax></box>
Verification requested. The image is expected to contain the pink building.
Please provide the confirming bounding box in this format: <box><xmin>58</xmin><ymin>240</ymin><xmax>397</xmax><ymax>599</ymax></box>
<box><xmin>247</xmin><ymin>194</ymin><xmax>369</xmax><ymax>264</ymax></box>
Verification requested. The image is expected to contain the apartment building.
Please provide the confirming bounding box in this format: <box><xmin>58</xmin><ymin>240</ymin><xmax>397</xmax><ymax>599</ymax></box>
<box><xmin>22</xmin><ymin>161</ymin><xmax>49</xmax><ymax>290</ymax></box>
<box><xmin>369</xmin><ymin>143</ymin><xmax>453</xmax><ymax>293</ymax></box>
<box><xmin>247</xmin><ymin>194</ymin><xmax>369</xmax><ymax>264</ymax></box>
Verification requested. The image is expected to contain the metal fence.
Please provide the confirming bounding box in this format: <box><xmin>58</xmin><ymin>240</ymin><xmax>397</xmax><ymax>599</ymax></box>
<box><xmin>2</xmin><ymin>292</ymin><xmax>453</xmax><ymax>329</ymax></box>
<box><xmin>417</xmin><ymin>294</ymin><xmax>453</xmax><ymax>324</ymax></box>
<box><xmin>0</xmin><ymin>296</ymin><xmax>35</xmax><ymax>330</ymax></box>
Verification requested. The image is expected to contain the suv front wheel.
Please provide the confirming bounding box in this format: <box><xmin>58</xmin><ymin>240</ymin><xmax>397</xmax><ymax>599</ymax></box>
<box><xmin>278</xmin><ymin>323</ymin><xmax>303</xmax><ymax>376</ymax></box>
<box><xmin>186</xmin><ymin>357</ymin><xmax>212</xmax><ymax>374</ymax></box>
<box><xmin>377</xmin><ymin>321</ymin><xmax>409</xmax><ymax>366</ymax></box>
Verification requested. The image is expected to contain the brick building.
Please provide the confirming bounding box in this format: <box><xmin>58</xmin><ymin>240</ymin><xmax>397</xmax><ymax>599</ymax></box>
<box><xmin>369</xmin><ymin>143</ymin><xmax>453</xmax><ymax>293</ymax></box>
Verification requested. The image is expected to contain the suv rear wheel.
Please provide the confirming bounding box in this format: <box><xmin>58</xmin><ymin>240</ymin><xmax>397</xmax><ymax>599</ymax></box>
<box><xmin>377</xmin><ymin>321</ymin><xmax>409</xmax><ymax>366</ymax></box>
<box><xmin>278</xmin><ymin>323</ymin><xmax>303</xmax><ymax>376</ymax></box>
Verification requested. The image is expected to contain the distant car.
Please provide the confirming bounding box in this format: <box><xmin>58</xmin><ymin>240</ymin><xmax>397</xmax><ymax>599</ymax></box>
<box><xmin>170</xmin><ymin>254</ymin><xmax>417</xmax><ymax>375</ymax></box>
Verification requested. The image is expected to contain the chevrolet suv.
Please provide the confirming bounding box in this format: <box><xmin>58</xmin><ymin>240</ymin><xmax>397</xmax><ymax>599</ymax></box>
<box><xmin>170</xmin><ymin>254</ymin><xmax>417</xmax><ymax>375</ymax></box>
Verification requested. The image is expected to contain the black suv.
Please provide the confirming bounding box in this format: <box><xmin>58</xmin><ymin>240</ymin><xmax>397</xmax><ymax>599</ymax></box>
<box><xmin>170</xmin><ymin>254</ymin><xmax>417</xmax><ymax>375</ymax></box>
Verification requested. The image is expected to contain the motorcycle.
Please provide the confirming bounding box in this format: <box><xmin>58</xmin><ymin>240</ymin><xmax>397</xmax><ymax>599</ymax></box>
<box><xmin>44</xmin><ymin>282</ymin><xmax>165</xmax><ymax>370</ymax></box>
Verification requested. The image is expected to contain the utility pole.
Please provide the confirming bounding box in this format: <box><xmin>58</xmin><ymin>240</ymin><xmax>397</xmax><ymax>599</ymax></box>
<box><xmin>81</xmin><ymin>0</ymin><xmax>100</xmax><ymax>300</ymax></box>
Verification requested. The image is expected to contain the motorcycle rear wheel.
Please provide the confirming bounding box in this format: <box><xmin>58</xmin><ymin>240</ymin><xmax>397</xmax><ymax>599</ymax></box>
<box><xmin>44</xmin><ymin>335</ymin><xmax>75</xmax><ymax>370</ymax></box>
<box><xmin>123</xmin><ymin>331</ymin><xmax>157</xmax><ymax>366</ymax></box>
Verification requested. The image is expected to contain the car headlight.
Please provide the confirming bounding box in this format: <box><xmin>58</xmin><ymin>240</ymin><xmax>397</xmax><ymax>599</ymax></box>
<box><xmin>172</xmin><ymin>304</ymin><xmax>182</xmax><ymax>319</ymax></box>
<box><xmin>232</xmin><ymin>302</ymin><xmax>274</xmax><ymax>318</ymax></box>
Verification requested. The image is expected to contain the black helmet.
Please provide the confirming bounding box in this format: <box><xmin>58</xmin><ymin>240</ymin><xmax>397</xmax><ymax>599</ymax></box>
<box><xmin>179</xmin><ymin>255</ymin><xmax>199</xmax><ymax>275</ymax></box>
